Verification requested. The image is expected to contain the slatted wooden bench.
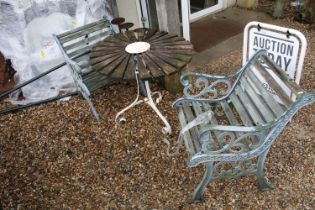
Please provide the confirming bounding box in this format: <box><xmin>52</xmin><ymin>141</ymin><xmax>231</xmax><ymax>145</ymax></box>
<box><xmin>54</xmin><ymin>17</ymin><xmax>116</xmax><ymax>121</ymax></box>
<box><xmin>172</xmin><ymin>50</ymin><xmax>315</xmax><ymax>202</ymax></box>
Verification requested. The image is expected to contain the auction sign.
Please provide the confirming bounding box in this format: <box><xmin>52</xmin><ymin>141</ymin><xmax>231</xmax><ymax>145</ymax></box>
<box><xmin>243</xmin><ymin>22</ymin><xmax>307</xmax><ymax>84</ymax></box>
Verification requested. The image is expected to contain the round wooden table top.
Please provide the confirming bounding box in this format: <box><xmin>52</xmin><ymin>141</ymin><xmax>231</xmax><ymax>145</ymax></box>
<box><xmin>90</xmin><ymin>29</ymin><xmax>194</xmax><ymax>80</ymax></box>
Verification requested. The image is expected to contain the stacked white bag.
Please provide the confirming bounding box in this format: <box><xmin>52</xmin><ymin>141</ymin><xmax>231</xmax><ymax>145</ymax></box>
<box><xmin>0</xmin><ymin>0</ymin><xmax>112</xmax><ymax>104</ymax></box>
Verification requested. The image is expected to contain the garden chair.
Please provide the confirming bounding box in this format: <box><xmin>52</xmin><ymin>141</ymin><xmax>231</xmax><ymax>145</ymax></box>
<box><xmin>171</xmin><ymin>49</ymin><xmax>315</xmax><ymax>202</ymax></box>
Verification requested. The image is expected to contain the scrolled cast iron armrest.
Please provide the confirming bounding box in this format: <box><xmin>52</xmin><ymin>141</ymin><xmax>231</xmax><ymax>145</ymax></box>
<box><xmin>187</xmin><ymin>123</ymin><xmax>274</xmax><ymax>167</ymax></box>
<box><xmin>173</xmin><ymin>71</ymin><xmax>241</xmax><ymax>106</ymax></box>
<box><xmin>179</xmin><ymin>71</ymin><xmax>240</xmax><ymax>101</ymax></box>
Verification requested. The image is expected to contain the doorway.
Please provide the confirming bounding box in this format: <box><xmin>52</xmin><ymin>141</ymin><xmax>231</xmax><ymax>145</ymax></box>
<box><xmin>137</xmin><ymin>0</ymin><xmax>159</xmax><ymax>30</ymax></box>
<box><xmin>179</xmin><ymin>0</ymin><xmax>224</xmax><ymax>40</ymax></box>
<box><xmin>189</xmin><ymin>0</ymin><xmax>223</xmax><ymax>21</ymax></box>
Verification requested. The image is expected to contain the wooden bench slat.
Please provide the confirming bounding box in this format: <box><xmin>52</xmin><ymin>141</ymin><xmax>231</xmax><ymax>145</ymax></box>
<box><xmin>58</xmin><ymin>19</ymin><xmax>106</xmax><ymax>38</ymax></box>
<box><xmin>253</xmin><ymin>63</ymin><xmax>292</xmax><ymax>107</ymax></box>
<box><xmin>220</xmin><ymin>100</ymin><xmax>239</xmax><ymax>125</ymax></box>
<box><xmin>236</xmin><ymin>86</ymin><xmax>265</xmax><ymax>125</ymax></box>
<box><xmin>64</xmin><ymin>31</ymin><xmax>110</xmax><ymax>52</ymax></box>
<box><xmin>59</xmin><ymin>22</ymin><xmax>108</xmax><ymax>43</ymax></box>
<box><xmin>240</xmin><ymin>77</ymin><xmax>276</xmax><ymax>122</ymax></box>
<box><xmin>183</xmin><ymin>105</ymin><xmax>201</xmax><ymax>152</ymax></box>
<box><xmin>178</xmin><ymin>107</ymin><xmax>196</xmax><ymax>156</ymax></box>
<box><xmin>202</xmin><ymin>103</ymin><xmax>223</xmax><ymax>149</ymax></box>
<box><xmin>192</xmin><ymin>102</ymin><xmax>224</xmax><ymax>150</ymax></box>
<box><xmin>230</xmin><ymin>93</ymin><xmax>254</xmax><ymax>126</ymax></box>
<box><xmin>246</xmin><ymin>70</ymin><xmax>285</xmax><ymax>118</ymax></box>
<box><xmin>261</xmin><ymin>54</ymin><xmax>304</xmax><ymax>96</ymax></box>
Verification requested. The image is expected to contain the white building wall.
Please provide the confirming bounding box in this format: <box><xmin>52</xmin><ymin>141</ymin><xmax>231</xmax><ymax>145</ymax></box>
<box><xmin>116</xmin><ymin>0</ymin><xmax>141</xmax><ymax>29</ymax></box>
<box><xmin>223</xmin><ymin>0</ymin><xmax>237</xmax><ymax>8</ymax></box>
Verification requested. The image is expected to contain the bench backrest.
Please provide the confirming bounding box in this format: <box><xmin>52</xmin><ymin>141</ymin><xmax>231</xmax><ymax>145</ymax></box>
<box><xmin>234</xmin><ymin>51</ymin><xmax>312</xmax><ymax>126</ymax></box>
<box><xmin>54</xmin><ymin>17</ymin><xmax>115</xmax><ymax>121</ymax></box>
<box><xmin>55</xmin><ymin>17</ymin><xmax>114</xmax><ymax>72</ymax></box>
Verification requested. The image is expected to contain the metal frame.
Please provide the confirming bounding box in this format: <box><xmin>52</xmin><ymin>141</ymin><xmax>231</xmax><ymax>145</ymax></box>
<box><xmin>172</xmin><ymin>50</ymin><xmax>315</xmax><ymax>202</ymax></box>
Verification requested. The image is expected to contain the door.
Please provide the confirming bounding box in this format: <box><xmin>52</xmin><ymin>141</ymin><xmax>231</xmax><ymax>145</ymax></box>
<box><xmin>138</xmin><ymin>0</ymin><xmax>159</xmax><ymax>29</ymax></box>
<box><xmin>189</xmin><ymin>0</ymin><xmax>223</xmax><ymax>21</ymax></box>
<box><xmin>180</xmin><ymin>0</ymin><xmax>224</xmax><ymax>40</ymax></box>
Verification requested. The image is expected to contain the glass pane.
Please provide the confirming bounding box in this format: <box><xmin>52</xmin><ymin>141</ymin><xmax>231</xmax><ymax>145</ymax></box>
<box><xmin>190</xmin><ymin>0</ymin><xmax>218</xmax><ymax>14</ymax></box>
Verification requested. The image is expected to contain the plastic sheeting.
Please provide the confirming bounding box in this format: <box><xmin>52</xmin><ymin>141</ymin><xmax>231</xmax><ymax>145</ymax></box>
<box><xmin>0</xmin><ymin>0</ymin><xmax>113</xmax><ymax>104</ymax></box>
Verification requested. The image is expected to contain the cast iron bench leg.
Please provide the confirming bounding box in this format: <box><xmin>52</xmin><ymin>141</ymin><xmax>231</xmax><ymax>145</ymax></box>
<box><xmin>257</xmin><ymin>148</ymin><xmax>274</xmax><ymax>191</ymax></box>
<box><xmin>191</xmin><ymin>162</ymin><xmax>214</xmax><ymax>202</ymax></box>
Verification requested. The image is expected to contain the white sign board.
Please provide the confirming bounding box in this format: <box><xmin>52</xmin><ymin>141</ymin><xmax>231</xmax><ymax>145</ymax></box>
<box><xmin>243</xmin><ymin>22</ymin><xmax>307</xmax><ymax>84</ymax></box>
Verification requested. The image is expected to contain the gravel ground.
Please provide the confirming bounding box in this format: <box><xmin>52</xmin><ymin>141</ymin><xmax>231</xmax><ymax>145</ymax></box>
<box><xmin>0</xmin><ymin>19</ymin><xmax>314</xmax><ymax>209</ymax></box>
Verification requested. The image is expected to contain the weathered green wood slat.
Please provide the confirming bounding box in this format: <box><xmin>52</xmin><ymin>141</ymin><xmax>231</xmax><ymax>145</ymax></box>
<box><xmin>68</xmin><ymin>47</ymin><xmax>91</xmax><ymax>60</ymax></box>
<box><xmin>64</xmin><ymin>31</ymin><xmax>110</xmax><ymax>52</ymax></box>
<box><xmin>78</xmin><ymin>61</ymin><xmax>90</xmax><ymax>69</ymax></box>
<box><xmin>235</xmin><ymin>86</ymin><xmax>265</xmax><ymax>125</ymax></box>
<box><xmin>192</xmin><ymin>102</ymin><xmax>206</xmax><ymax>130</ymax></box>
<box><xmin>58</xmin><ymin>19</ymin><xmax>107</xmax><ymax>38</ymax></box>
<box><xmin>191</xmin><ymin>102</ymin><xmax>219</xmax><ymax>150</ymax></box>
<box><xmin>230</xmin><ymin>93</ymin><xmax>254</xmax><ymax>126</ymax></box>
<box><xmin>183</xmin><ymin>105</ymin><xmax>201</xmax><ymax>152</ymax></box>
<box><xmin>202</xmin><ymin>103</ymin><xmax>223</xmax><ymax>149</ymax></box>
<box><xmin>253</xmin><ymin>63</ymin><xmax>292</xmax><ymax>107</ymax></box>
<box><xmin>240</xmin><ymin>77</ymin><xmax>276</xmax><ymax>122</ymax></box>
<box><xmin>74</xmin><ymin>54</ymin><xmax>90</xmax><ymax>64</ymax></box>
<box><xmin>261</xmin><ymin>54</ymin><xmax>304</xmax><ymax>96</ymax></box>
<box><xmin>178</xmin><ymin>107</ymin><xmax>196</xmax><ymax>157</ymax></box>
<box><xmin>220</xmin><ymin>100</ymin><xmax>239</xmax><ymax>125</ymax></box>
<box><xmin>229</xmin><ymin>93</ymin><xmax>261</xmax><ymax>147</ymax></box>
<box><xmin>60</xmin><ymin>22</ymin><xmax>108</xmax><ymax>43</ymax></box>
<box><xmin>220</xmin><ymin>100</ymin><xmax>239</xmax><ymax>140</ymax></box>
<box><xmin>246</xmin><ymin>70</ymin><xmax>285</xmax><ymax>118</ymax></box>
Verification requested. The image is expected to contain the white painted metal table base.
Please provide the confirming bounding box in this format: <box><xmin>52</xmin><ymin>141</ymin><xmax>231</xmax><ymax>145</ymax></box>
<box><xmin>115</xmin><ymin>41</ymin><xmax>172</xmax><ymax>134</ymax></box>
<box><xmin>115</xmin><ymin>72</ymin><xmax>172</xmax><ymax>135</ymax></box>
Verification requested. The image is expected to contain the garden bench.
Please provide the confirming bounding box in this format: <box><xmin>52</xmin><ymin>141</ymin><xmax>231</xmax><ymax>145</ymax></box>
<box><xmin>172</xmin><ymin>50</ymin><xmax>315</xmax><ymax>202</ymax></box>
<box><xmin>54</xmin><ymin>17</ymin><xmax>116</xmax><ymax>121</ymax></box>
<box><xmin>1</xmin><ymin>17</ymin><xmax>115</xmax><ymax>118</ymax></box>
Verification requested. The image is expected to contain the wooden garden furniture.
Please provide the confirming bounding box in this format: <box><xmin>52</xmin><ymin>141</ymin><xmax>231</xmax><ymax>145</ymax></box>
<box><xmin>90</xmin><ymin>29</ymin><xmax>193</xmax><ymax>134</ymax></box>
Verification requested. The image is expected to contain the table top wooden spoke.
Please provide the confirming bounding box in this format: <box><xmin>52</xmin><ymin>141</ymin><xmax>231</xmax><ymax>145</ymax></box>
<box><xmin>90</xmin><ymin>29</ymin><xmax>194</xmax><ymax>80</ymax></box>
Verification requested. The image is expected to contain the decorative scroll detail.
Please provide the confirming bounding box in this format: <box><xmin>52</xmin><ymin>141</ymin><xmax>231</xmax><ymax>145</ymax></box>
<box><xmin>199</xmin><ymin>131</ymin><xmax>265</xmax><ymax>157</ymax></box>
<box><xmin>182</xmin><ymin>76</ymin><xmax>233</xmax><ymax>100</ymax></box>
<box><xmin>187</xmin><ymin>93</ymin><xmax>315</xmax><ymax>167</ymax></box>
<box><xmin>211</xmin><ymin>159</ymin><xmax>258</xmax><ymax>180</ymax></box>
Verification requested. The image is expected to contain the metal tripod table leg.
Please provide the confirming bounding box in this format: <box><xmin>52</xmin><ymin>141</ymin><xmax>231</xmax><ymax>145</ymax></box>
<box><xmin>115</xmin><ymin>72</ymin><xmax>172</xmax><ymax>134</ymax></box>
<box><xmin>143</xmin><ymin>80</ymin><xmax>172</xmax><ymax>135</ymax></box>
